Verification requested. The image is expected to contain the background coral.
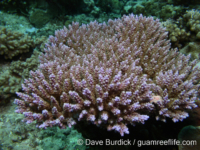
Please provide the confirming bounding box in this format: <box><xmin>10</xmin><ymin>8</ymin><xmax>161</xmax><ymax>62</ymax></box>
<box><xmin>0</xmin><ymin>103</ymin><xmax>86</xmax><ymax>150</ymax></box>
<box><xmin>183</xmin><ymin>10</ymin><xmax>200</xmax><ymax>40</ymax></box>
<box><xmin>0</xmin><ymin>50</ymin><xmax>40</xmax><ymax>105</ymax></box>
<box><xmin>163</xmin><ymin>20</ymin><xmax>191</xmax><ymax>48</ymax></box>
<box><xmin>14</xmin><ymin>14</ymin><xmax>200</xmax><ymax>136</ymax></box>
<box><xmin>0</xmin><ymin>27</ymin><xmax>34</xmax><ymax>59</ymax></box>
<box><xmin>180</xmin><ymin>42</ymin><xmax>200</xmax><ymax>60</ymax></box>
<box><xmin>178</xmin><ymin>125</ymin><xmax>200</xmax><ymax>150</ymax></box>
<box><xmin>163</xmin><ymin>10</ymin><xmax>200</xmax><ymax>59</ymax></box>
<box><xmin>0</xmin><ymin>0</ymin><xmax>29</xmax><ymax>14</ymax></box>
<box><xmin>0</xmin><ymin>0</ymin><xmax>199</xmax><ymax>29</ymax></box>
<box><xmin>131</xmin><ymin>0</ymin><xmax>185</xmax><ymax>21</ymax></box>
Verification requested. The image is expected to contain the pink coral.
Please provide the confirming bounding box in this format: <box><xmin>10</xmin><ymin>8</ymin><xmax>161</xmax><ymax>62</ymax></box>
<box><xmin>14</xmin><ymin>14</ymin><xmax>200</xmax><ymax>136</ymax></box>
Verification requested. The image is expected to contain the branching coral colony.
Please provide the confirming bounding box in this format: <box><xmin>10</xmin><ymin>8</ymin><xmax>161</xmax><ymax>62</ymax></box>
<box><xmin>14</xmin><ymin>14</ymin><xmax>200</xmax><ymax>136</ymax></box>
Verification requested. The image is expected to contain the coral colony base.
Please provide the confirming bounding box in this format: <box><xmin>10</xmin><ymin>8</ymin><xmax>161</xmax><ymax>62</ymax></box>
<box><xmin>14</xmin><ymin>14</ymin><xmax>200</xmax><ymax>136</ymax></box>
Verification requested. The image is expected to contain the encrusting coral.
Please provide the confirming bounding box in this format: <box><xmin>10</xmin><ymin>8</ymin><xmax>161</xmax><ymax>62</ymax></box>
<box><xmin>14</xmin><ymin>14</ymin><xmax>200</xmax><ymax>136</ymax></box>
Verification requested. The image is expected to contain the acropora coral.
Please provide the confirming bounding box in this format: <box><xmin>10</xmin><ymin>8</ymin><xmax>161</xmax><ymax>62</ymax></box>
<box><xmin>14</xmin><ymin>14</ymin><xmax>200</xmax><ymax>136</ymax></box>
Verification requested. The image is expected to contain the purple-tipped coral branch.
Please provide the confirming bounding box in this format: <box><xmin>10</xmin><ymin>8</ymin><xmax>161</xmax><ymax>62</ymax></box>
<box><xmin>14</xmin><ymin>14</ymin><xmax>200</xmax><ymax>136</ymax></box>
